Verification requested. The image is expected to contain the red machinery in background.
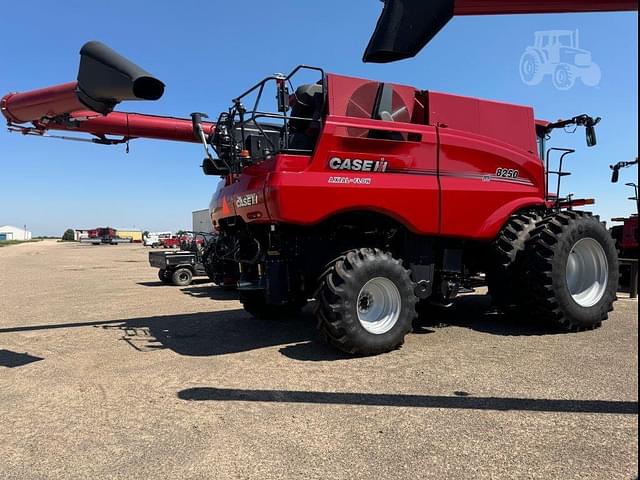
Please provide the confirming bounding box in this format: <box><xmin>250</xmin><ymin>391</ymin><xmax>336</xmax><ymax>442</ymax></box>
<box><xmin>81</xmin><ymin>227</ymin><xmax>131</xmax><ymax>245</ymax></box>
<box><xmin>610</xmin><ymin>158</ymin><xmax>639</xmax><ymax>259</ymax></box>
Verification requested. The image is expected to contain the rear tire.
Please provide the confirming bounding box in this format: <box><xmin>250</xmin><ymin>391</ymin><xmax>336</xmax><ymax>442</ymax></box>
<box><xmin>158</xmin><ymin>269</ymin><xmax>171</xmax><ymax>283</ymax></box>
<box><xmin>487</xmin><ymin>211</ymin><xmax>541</xmax><ymax>309</ymax></box>
<box><xmin>171</xmin><ymin>268</ymin><xmax>193</xmax><ymax>286</ymax></box>
<box><xmin>315</xmin><ymin>248</ymin><xmax>417</xmax><ymax>355</ymax></box>
<box><xmin>239</xmin><ymin>291</ymin><xmax>305</xmax><ymax>320</ymax></box>
<box><xmin>525</xmin><ymin>211</ymin><xmax>618</xmax><ymax>330</ymax></box>
<box><xmin>519</xmin><ymin>51</ymin><xmax>543</xmax><ymax>85</ymax></box>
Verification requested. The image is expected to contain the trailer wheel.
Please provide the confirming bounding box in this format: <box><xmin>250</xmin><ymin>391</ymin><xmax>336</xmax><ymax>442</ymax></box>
<box><xmin>487</xmin><ymin>210</ymin><xmax>541</xmax><ymax>309</ymax></box>
<box><xmin>239</xmin><ymin>291</ymin><xmax>304</xmax><ymax>320</ymax></box>
<box><xmin>315</xmin><ymin>248</ymin><xmax>417</xmax><ymax>355</ymax></box>
<box><xmin>525</xmin><ymin>211</ymin><xmax>618</xmax><ymax>330</ymax></box>
<box><xmin>171</xmin><ymin>268</ymin><xmax>193</xmax><ymax>286</ymax></box>
<box><xmin>158</xmin><ymin>269</ymin><xmax>171</xmax><ymax>283</ymax></box>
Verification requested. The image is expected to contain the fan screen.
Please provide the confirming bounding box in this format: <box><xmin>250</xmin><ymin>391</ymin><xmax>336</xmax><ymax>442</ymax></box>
<box><xmin>345</xmin><ymin>82</ymin><xmax>411</xmax><ymax>139</ymax></box>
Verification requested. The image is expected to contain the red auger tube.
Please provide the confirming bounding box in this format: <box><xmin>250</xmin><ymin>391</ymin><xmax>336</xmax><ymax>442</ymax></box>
<box><xmin>33</xmin><ymin>110</ymin><xmax>215</xmax><ymax>143</ymax></box>
<box><xmin>1</xmin><ymin>82</ymin><xmax>84</xmax><ymax>124</ymax></box>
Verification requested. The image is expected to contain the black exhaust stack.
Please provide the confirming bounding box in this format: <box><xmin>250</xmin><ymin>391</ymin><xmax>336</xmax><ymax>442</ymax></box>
<box><xmin>76</xmin><ymin>41</ymin><xmax>165</xmax><ymax>114</ymax></box>
<box><xmin>363</xmin><ymin>0</ymin><xmax>454</xmax><ymax>63</ymax></box>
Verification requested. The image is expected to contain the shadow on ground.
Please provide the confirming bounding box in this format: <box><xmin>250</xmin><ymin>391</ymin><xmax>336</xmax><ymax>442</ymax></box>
<box><xmin>180</xmin><ymin>285</ymin><xmax>240</xmax><ymax>301</ymax></box>
<box><xmin>177</xmin><ymin>386</ymin><xmax>638</xmax><ymax>414</ymax></box>
<box><xmin>0</xmin><ymin>349</ymin><xmax>43</xmax><ymax>368</ymax></box>
<box><xmin>0</xmin><ymin>292</ymin><xmax>572</xmax><ymax>360</ymax></box>
<box><xmin>416</xmin><ymin>294</ymin><xmax>566</xmax><ymax>337</ymax></box>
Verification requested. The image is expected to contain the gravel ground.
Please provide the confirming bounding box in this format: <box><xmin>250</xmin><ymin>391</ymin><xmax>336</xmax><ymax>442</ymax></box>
<box><xmin>0</xmin><ymin>240</ymin><xmax>637</xmax><ymax>480</ymax></box>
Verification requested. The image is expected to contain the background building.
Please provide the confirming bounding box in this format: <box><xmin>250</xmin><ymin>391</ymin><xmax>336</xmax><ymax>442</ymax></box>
<box><xmin>0</xmin><ymin>225</ymin><xmax>32</xmax><ymax>241</ymax></box>
<box><xmin>192</xmin><ymin>209</ymin><xmax>214</xmax><ymax>233</ymax></box>
<box><xmin>116</xmin><ymin>229</ymin><xmax>143</xmax><ymax>243</ymax></box>
<box><xmin>74</xmin><ymin>229</ymin><xmax>89</xmax><ymax>241</ymax></box>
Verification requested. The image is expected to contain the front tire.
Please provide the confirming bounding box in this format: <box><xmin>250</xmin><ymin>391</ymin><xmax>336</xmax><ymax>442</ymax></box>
<box><xmin>525</xmin><ymin>211</ymin><xmax>618</xmax><ymax>330</ymax></box>
<box><xmin>315</xmin><ymin>248</ymin><xmax>417</xmax><ymax>355</ymax></box>
<box><xmin>553</xmin><ymin>63</ymin><xmax>575</xmax><ymax>90</ymax></box>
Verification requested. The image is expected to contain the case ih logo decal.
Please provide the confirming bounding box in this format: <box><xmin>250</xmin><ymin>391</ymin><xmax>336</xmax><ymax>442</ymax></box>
<box><xmin>236</xmin><ymin>193</ymin><xmax>258</xmax><ymax>208</ymax></box>
<box><xmin>328</xmin><ymin>156</ymin><xmax>388</xmax><ymax>173</ymax></box>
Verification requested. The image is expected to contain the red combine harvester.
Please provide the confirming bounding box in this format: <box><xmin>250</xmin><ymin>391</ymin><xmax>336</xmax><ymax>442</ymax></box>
<box><xmin>81</xmin><ymin>227</ymin><xmax>131</xmax><ymax>245</ymax></box>
<box><xmin>1</xmin><ymin>40</ymin><xmax>624</xmax><ymax>355</ymax></box>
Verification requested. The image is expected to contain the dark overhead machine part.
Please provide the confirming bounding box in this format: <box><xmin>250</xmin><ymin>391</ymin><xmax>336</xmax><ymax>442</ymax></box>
<box><xmin>364</xmin><ymin>0</ymin><xmax>639</xmax><ymax>63</ymax></box>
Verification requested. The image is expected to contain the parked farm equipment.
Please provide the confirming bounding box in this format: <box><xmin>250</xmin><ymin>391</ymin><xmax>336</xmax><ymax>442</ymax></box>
<box><xmin>150</xmin><ymin>232</ymin><xmax>217</xmax><ymax>286</ymax></box>
<box><xmin>2</xmin><ymin>40</ymin><xmax>623</xmax><ymax>355</ymax></box>
<box><xmin>80</xmin><ymin>227</ymin><xmax>131</xmax><ymax>245</ymax></box>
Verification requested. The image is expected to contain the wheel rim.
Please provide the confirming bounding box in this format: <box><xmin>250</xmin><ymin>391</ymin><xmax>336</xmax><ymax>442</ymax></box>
<box><xmin>357</xmin><ymin>277</ymin><xmax>401</xmax><ymax>334</ymax></box>
<box><xmin>565</xmin><ymin>237</ymin><xmax>608</xmax><ymax>307</ymax></box>
<box><xmin>178</xmin><ymin>272</ymin><xmax>189</xmax><ymax>282</ymax></box>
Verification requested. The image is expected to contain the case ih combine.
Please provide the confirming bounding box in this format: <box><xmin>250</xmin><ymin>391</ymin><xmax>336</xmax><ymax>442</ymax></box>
<box><xmin>2</xmin><ymin>0</ymin><xmax>636</xmax><ymax>355</ymax></box>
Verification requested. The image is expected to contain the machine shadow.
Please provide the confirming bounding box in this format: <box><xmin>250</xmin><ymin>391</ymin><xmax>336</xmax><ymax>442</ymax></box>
<box><xmin>99</xmin><ymin>306</ymin><xmax>350</xmax><ymax>359</ymax></box>
<box><xmin>176</xmin><ymin>386</ymin><xmax>638</xmax><ymax>415</ymax></box>
<box><xmin>180</xmin><ymin>285</ymin><xmax>240</xmax><ymax>301</ymax></box>
<box><xmin>417</xmin><ymin>294</ymin><xmax>565</xmax><ymax>336</ymax></box>
<box><xmin>0</xmin><ymin>293</ymin><xmax>566</xmax><ymax>360</ymax></box>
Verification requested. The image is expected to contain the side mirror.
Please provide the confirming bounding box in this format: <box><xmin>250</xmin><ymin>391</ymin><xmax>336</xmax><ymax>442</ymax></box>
<box><xmin>202</xmin><ymin>158</ymin><xmax>229</xmax><ymax>176</ymax></box>
<box><xmin>586</xmin><ymin>125</ymin><xmax>597</xmax><ymax>147</ymax></box>
<box><xmin>276</xmin><ymin>78</ymin><xmax>289</xmax><ymax>113</ymax></box>
<box><xmin>611</xmin><ymin>168</ymin><xmax>619</xmax><ymax>183</ymax></box>
<box><xmin>191</xmin><ymin>111</ymin><xmax>210</xmax><ymax>140</ymax></box>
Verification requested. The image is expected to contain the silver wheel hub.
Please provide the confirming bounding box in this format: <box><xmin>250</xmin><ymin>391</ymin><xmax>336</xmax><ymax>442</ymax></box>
<box><xmin>357</xmin><ymin>277</ymin><xmax>401</xmax><ymax>334</ymax></box>
<box><xmin>566</xmin><ymin>237</ymin><xmax>608</xmax><ymax>307</ymax></box>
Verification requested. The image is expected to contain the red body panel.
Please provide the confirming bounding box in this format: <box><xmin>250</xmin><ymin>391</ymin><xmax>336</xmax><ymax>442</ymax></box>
<box><xmin>622</xmin><ymin>216</ymin><xmax>639</xmax><ymax>252</ymax></box>
<box><xmin>213</xmin><ymin>73</ymin><xmax>547</xmax><ymax>241</ymax></box>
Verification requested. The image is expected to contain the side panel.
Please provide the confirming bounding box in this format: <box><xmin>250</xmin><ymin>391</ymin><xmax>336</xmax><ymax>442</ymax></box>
<box><xmin>428</xmin><ymin>91</ymin><xmax>538</xmax><ymax>154</ymax></box>
<box><xmin>267</xmin><ymin>117</ymin><xmax>439</xmax><ymax>234</ymax></box>
<box><xmin>438</xmin><ymin>127</ymin><xmax>545</xmax><ymax>239</ymax></box>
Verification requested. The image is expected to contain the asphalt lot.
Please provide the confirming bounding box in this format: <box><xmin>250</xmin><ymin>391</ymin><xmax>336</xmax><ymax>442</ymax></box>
<box><xmin>0</xmin><ymin>240</ymin><xmax>637</xmax><ymax>479</ymax></box>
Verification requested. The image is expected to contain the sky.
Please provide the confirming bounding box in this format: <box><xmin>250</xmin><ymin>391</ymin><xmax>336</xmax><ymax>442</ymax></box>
<box><xmin>0</xmin><ymin>1</ymin><xmax>637</xmax><ymax>236</ymax></box>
